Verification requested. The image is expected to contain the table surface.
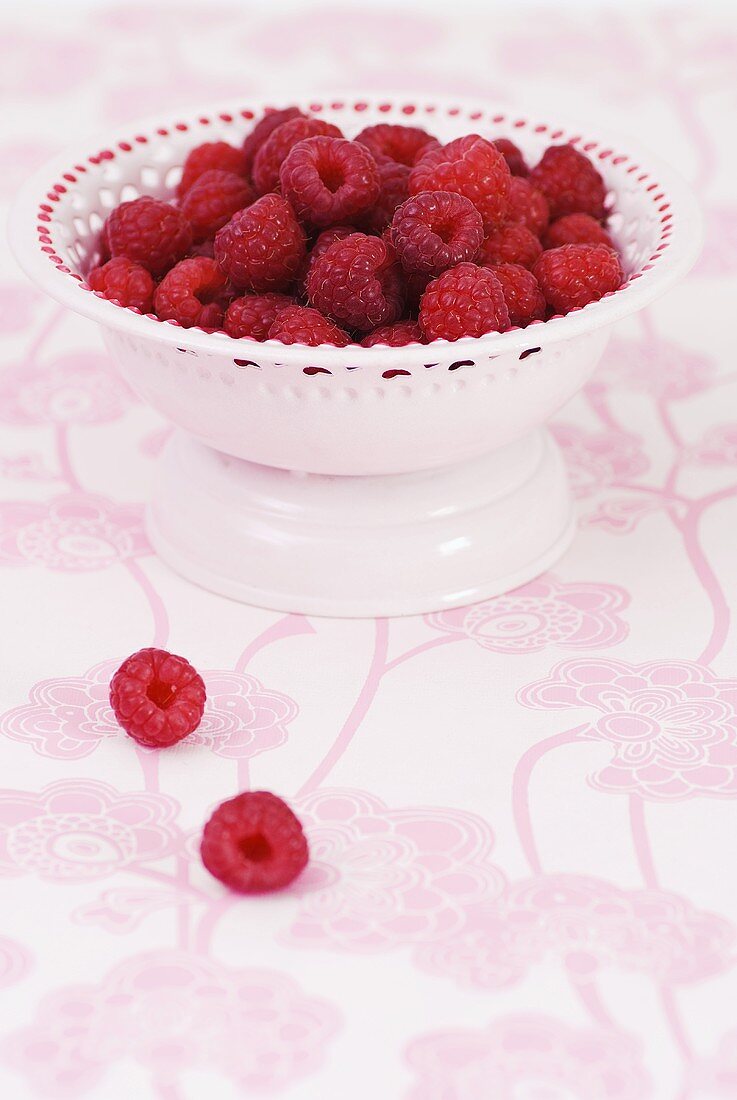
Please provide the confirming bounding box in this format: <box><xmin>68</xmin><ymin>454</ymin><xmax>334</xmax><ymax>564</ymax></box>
<box><xmin>1</xmin><ymin>4</ymin><xmax>736</xmax><ymax>1098</ymax></box>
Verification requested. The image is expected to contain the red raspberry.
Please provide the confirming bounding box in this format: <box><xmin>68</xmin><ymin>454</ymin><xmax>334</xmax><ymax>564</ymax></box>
<box><xmin>297</xmin><ymin>225</ymin><xmax>356</xmax><ymax>296</ymax></box>
<box><xmin>391</xmin><ymin>191</ymin><xmax>484</xmax><ymax>276</ymax></box>
<box><xmin>542</xmin><ymin>213</ymin><xmax>614</xmax><ymax>250</ymax></box>
<box><xmin>479</xmin><ymin>223</ymin><xmax>542</xmax><ymax>270</ymax></box>
<box><xmin>268</xmin><ymin>305</ymin><xmax>350</xmax><ymax>347</ymax></box>
<box><xmin>419</xmin><ymin>262</ymin><xmax>510</xmax><ymax>342</ymax></box>
<box><xmin>529</xmin><ymin>144</ymin><xmax>607</xmax><ymax>220</ymax></box>
<box><xmin>105</xmin><ymin>197</ymin><xmax>192</xmax><ymax>276</ymax></box>
<box><xmin>493</xmin><ymin>137</ymin><xmax>528</xmax><ymax>177</ymax></box>
<box><xmin>359</xmin><ymin>154</ymin><xmax>410</xmax><ymax>234</ymax></box>
<box><xmin>179</xmin><ymin>169</ymin><xmax>254</xmax><ymax>243</ymax></box>
<box><xmin>109</xmin><ymin>647</ymin><xmax>206</xmax><ymax>748</ymax></box>
<box><xmin>355</xmin><ymin>123</ymin><xmax>438</xmax><ymax>166</ymax></box>
<box><xmin>307</xmin><ymin>232</ymin><xmax>404</xmax><ymax>332</ymax></box>
<box><xmin>177</xmin><ymin>141</ymin><xmax>248</xmax><ymax>198</ymax></box>
<box><xmin>490</xmin><ymin>263</ymin><xmax>546</xmax><ymax>327</ymax></box>
<box><xmin>252</xmin><ymin>117</ymin><xmax>343</xmax><ymax>195</ymax></box>
<box><xmin>404</xmin><ymin>270</ymin><xmax>432</xmax><ymax>312</ymax></box>
<box><xmin>533</xmin><ymin>243</ymin><xmax>624</xmax><ymax>314</ymax></box>
<box><xmin>361</xmin><ymin>320</ymin><xmax>424</xmax><ymax>347</ymax></box>
<box><xmin>88</xmin><ymin>256</ymin><xmax>155</xmax><ymax>313</ymax></box>
<box><xmin>409</xmin><ymin>134</ymin><xmax>511</xmax><ymax>231</ymax></box>
<box><xmin>280</xmin><ymin>137</ymin><xmax>381</xmax><ymax>229</ymax></box>
<box><xmin>506</xmin><ymin>177</ymin><xmax>549</xmax><ymax>236</ymax></box>
<box><xmin>242</xmin><ymin>106</ymin><xmax>306</xmax><ymax>173</ymax></box>
<box><xmin>187</xmin><ymin>238</ymin><xmax>216</xmax><ymax>260</ymax></box>
<box><xmin>214</xmin><ymin>194</ymin><xmax>306</xmax><ymax>292</ymax></box>
<box><xmin>201</xmin><ymin>790</ymin><xmax>308</xmax><ymax>894</ymax></box>
<box><xmin>224</xmin><ymin>292</ymin><xmax>294</xmax><ymax>340</ymax></box>
<box><xmin>154</xmin><ymin>256</ymin><xmax>228</xmax><ymax>329</ymax></box>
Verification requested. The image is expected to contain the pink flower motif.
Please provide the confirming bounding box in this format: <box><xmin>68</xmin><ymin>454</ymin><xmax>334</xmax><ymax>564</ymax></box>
<box><xmin>695</xmin><ymin>205</ymin><xmax>737</xmax><ymax>276</ymax></box>
<box><xmin>417</xmin><ymin>873</ymin><xmax>734</xmax><ymax>988</ymax></box>
<box><xmin>581</xmin><ymin>495</ymin><xmax>673</xmax><ymax>536</ymax></box>
<box><xmin>74</xmin><ymin>888</ymin><xmax>192</xmax><ymax>935</ymax></box>
<box><xmin>520</xmin><ymin>659</ymin><xmax>737</xmax><ymax>800</ymax></box>
<box><xmin>0</xmin><ymin>494</ymin><xmax>150</xmax><ymax>570</ymax></box>
<box><xmin>0</xmin><ymin>141</ymin><xmax>57</xmax><ymax>199</ymax></box>
<box><xmin>243</xmin><ymin>7</ymin><xmax>443</xmax><ymax>62</ymax></box>
<box><xmin>0</xmin><ymin>28</ymin><xmax>98</xmax><ymax>97</ymax></box>
<box><xmin>691</xmin><ymin>424</ymin><xmax>737</xmax><ymax>466</ymax></box>
<box><xmin>0</xmin><ymin>935</ymin><xmax>31</xmax><ymax>990</ymax></box>
<box><xmin>406</xmin><ymin>1015</ymin><xmax>650</xmax><ymax>1099</ymax></box>
<box><xmin>552</xmin><ymin>423</ymin><xmax>649</xmax><ymax>498</ymax></box>
<box><xmin>0</xmin><ymin>779</ymin><xmax>182</xmax><ymax>881</ymax></box>
<box><xmin>5</xmin><ymin>951</ymin><xmax>340</xmax><ymax>1096</ymax></box>
<box><xmin>285</xmin><ymin>789</ymin><xmax>505</xmax><ymax>952</ymax></box>
<box><xmin>595</xmin><ymin>336</ymin><xmax>716</xmax><ymax>400</ymax></box>
<box><xmin>1</xmin><ymin>659</ymin><xmax>297</xmax><ymax>762</ymax></box>
<box><xmin>0</xmin><ymin>282</ymin><xmax>41</xmax><ymax>334</ymax></box>
<box><xmin>425</xmin><ymin>575</ymin><xmax>629</xmax><ymax>654</ymax></box>
<box><xmin>0</xmin><ymin>352</ymin><xmax>135</xmax><ymax>426</ymax></box>
<box><xmin>140</xmin><ymin>425</ymin><xmax>173</xmax><ymax>458</ymax></box>
<box><xmin>690</xmin><ymin>1029</ymin><xmax>737</xmax><ymax>1097</ymax></box>
<box><xmin>0</xmin><ymin>453</ymin><xmax>55</xmax><ymax>481</ymax></box>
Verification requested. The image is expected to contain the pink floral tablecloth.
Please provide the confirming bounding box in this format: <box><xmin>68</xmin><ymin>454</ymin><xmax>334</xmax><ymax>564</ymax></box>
<box><xmin>1</xmin><ymin>5</ymin><xmax>736</xmax><ymax>1098</ymax></box>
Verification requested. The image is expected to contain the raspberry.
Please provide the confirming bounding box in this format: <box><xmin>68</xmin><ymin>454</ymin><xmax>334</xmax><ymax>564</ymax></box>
<box><xmin>252</xmin><ymin>117</ymin><xmax>343</xmax><ymax>195</ymax></box>
<box><xmin>179</xmin><ymin>169</ymin><xmax>254</xmax><ymax>242</ymax></box>
<box><xmin>533</xmin><ymin>243</ymin><xmax>624</xmax><ymax>314</ymax></box>
<box><xmin>361</xmin><ymin>320</ymin><xmax>424</xmax><ymax>347</ymax></box>
<box><xmin>109</xmin><ymin>647</ymin><xmax>206</xmax><ymax>748</ymax></box>
<box><xmin>242</xmin><ymin>106</ymin><xmax>305</xmax><ymax>173</ymax></box>
<box><xmin>529</xmin><ymin>144</ymin><xmax>607</xmax><ymax>220</ymax></box>
<box><xmin>404</xmin><ymin>270</ymin><xmax>432</xmax><ymax>311</ymax></box>
<box><xmin>419</xmin><ymin>262</ymin><xmax>510</xmax><ymax>341</ymax></box>
<box><xmin>214</xmin><ymin>194</ymin><xmax>306</xmax><ymax>292</ymax></box>
<box><xmin>506</xmin><ymin>177</ymin><xmax>549</xmax><ymax>236</ymax></box>
<box><xmin>307</xmin><ymin>232</ymin><xmax>404</xmax><ymax>332</ymax></box>
<box><xmin>355</xmin><ymin>123</ymin><xmax>438</xmax><ymax>166</ymax></box>
<box><xmin>390</xmin><ymin>191</ymin><xmax>484</xmax><ymax>276</ymax></box>
<box><xmin>490</xmin><ymin>263</ymin><xmax>546</xmax><ymax>327</ymax></box>
<box><xmin>177</xmin><ymin>141</ymin><xmax>248</xmax><ymax>198</ymax></box>
<box><xmin>296</xmin><ymin>225</ymin><xmax>357</xmax><ymax>296</ymax></box>
<box><xmin>409</xmin><ymin>134</ymin><xmax>511</xmax><ymax>231</ymax></box>
<box><xmin>224</xmin><ymin>293</ymin><xmax>294</xmax><ymax>340</ymax></box>
<box><xmin>187</xmin><ymin>238</ymin><xmax>216</xmax><ymax>260</ymax></box>
<box><xmin>200</xmin><ymin>791</ymin><xmax>308</xmax><ymax>894</ymax></box>
<box><xmin>542</xmin><ymin>213</ymin><xmax>614</xmax><ymax>250</ymax></box>
<box><xmin>493</xmin><ymin>137</ymin><xmax>528</xmax><ymax>177</ymax></box>
<box><xmin>154</xmin><ymin>256</ymin><xmax>228</xmax><ymax>329</ymax></box>
<box><xmin>88</xmin><ymin>256</ymin><xmax>155</xmax><ymax>313</ymax></box>
<box><xmin>269</xmin><ymin>305</ymin><xmax>351</xmax><ymax>347</ymax></box>
<box><xmin>280</xmin><ymin>136</ymin><xmax>381</xmax><ymax>229</ymax></box>
<box><xmin>105</xmin><ymin>197</ymin><xmax>192</xmax><ymax>276</ymax></box>
<box><xmin>479</xmin><ymin>223</ymin><xmax>542</xmax><ymax>269</ymax></box>
<box><xmin>359</xmin><ymin>154</ymin><xmax>410</xmax><ymax>234</ymax></box>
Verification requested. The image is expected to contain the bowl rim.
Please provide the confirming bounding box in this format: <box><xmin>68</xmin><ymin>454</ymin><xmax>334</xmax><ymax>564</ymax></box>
<box><xmin>8</xmin><ymin>91</ymin><xmax>703</xmax><ymax>367</ymax></box>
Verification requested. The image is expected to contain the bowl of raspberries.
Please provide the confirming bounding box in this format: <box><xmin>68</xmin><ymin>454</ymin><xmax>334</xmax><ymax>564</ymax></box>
<box><xmin>11</xmin><ymin>95</ymin><xmax>700</xmax><ymax>616</ymax></box>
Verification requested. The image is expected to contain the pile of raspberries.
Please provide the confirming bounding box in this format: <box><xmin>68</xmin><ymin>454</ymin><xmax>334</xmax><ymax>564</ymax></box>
<box><xmin>88</xmin><ymin>106</ymin><xmax>624</xmax><ymax>347</ymax></box>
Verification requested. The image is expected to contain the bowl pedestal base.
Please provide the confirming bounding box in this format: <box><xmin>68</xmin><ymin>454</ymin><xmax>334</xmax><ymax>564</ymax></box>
<box><xmin>147</xmin><ymin>428</ymin><xmax>575</xmax><ymax>618</ymax></box>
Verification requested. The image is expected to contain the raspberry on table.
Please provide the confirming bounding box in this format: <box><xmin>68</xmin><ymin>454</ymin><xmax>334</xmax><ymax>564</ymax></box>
<box><xmin>533</xmin><ymin>243</ymin><xmax>624</xmax><ymax>314</ymax></box>
<box><xmin>529</xmin><ymin>144</ymin><xmax>607</xmax><ymax>220</ymax></box>
<box><xmin>419</xmin><ymin>262</ymin><xmax>510</xmax><ymax>341</ymax></box>
<box><xmin>355</xmin><ymin>122</ymin><xmax>438</xmax><ymax>166</ymax></box>
<box><xmin>179</xmin><ymin>169</ymin><xmax>254</xmax><ymax>242</ymax></box>
<box><xmin>109</xmin><ymin>647</ymin><xmax>206</xmax><ymax>748</ymax></box>
<box><xmin>358</xmin><ymin>154</ymin><xmax>411</xmax><ymax>234</ymax></box>
<box><xmin>490</xmin><ymin>263</ymin><xmax>546</xmax><ymax>327</ymax></box>
<box><xmin>280</xmin><ymin>136</ymin><xmax>381</xmax><ymax>229</ymax></box>
<box><xmin>409</xmin><ymin>134</ymin><xmax>511</xmax><ymax>231</ymax></box>
<box><xmin>224</xmin><ymin>292</ymin><xmax>295</xmax><ymax>340</ymax></box>
<box><xmin>307</xmin><ymin>232</ymin><xmax>404</xmax><ymax>332</ymax></box>
<box><xmin>479</xmin><ymin>223</ymin><xmax>542</xmax><ymax>269</ymax></box>
<box><xmin>493</xmin><ymin>137</ymin><xmax>528</xmax><ymax>177</ymax></box>
<box><xmin>88</xmin><ymin>256</ymin><xmax>155</xmax><ymax>313</ymax></box>
<box><xmin>200</xmin><ymin>791</ymin><xmax>309</xmax><ymax>894</ymax></box>
<box><xmin>390</xmin><ymin>190</ymin><xmax>484</xmax><ymax>276</ymax></box>
<box><xmin>268</xmin><ymin>304</ymin><xmax>351</xmax><ymax>347</ymax></box>
<box><xmin>297</xmin><ymin>225</ymin><xmax>357</xmax><ymax>296</ymax></box>
<box><xmin>105</xmin><ymin>196</ymin><xmax>192</xmax><ymax>276</ymax></box>
<box><xmin>542</xmin><ymin>212</ymin><xmax>614</xmax><ymax>250</ymax></box>
<box><xmin>242</xmin><ymin>105</ymin><xmax>306</xmax><ymax>173</ymax></box>
<box><xmin>506</xmin><ymin>177</ymin><xmax>549</xmax><ymax>236</ymax></box>
<box><xmin>177</xmin><ymin>140</ymin><xmax>249</xmax><ymax>198</ymax></box>
<box><xmin>252</xmin><ymin>116</ymin><xmax>343</xmax><ymax>195</ymax></box>
<box><xmin>155</xmin><ymin>256</ymin><xmax>229</xmax><ymax>329</ymax></box>
<box><xmin>360</xmin><ymin>320</ymin><xmax>425</xmax><ymax>347</ymax></box>
<box><xmin>214</xmin><ymin>193</ymin><xmax>306</xmax><ymax>291</ymax></box>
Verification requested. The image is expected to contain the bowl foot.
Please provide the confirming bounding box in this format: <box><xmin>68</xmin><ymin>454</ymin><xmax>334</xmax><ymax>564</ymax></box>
<box><xmin>147</xmin><ymin>429</ymin><xmax>575</xmax><ymax>617</ymax></box>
